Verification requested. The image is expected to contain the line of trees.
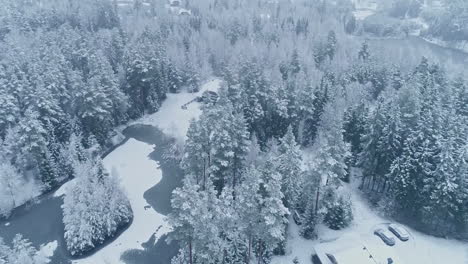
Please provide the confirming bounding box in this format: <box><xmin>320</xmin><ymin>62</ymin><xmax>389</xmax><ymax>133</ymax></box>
<box><xmin>352</xmin><ymin>57</ymin><xmax>468</xmax><ymax>236</ymax></box>
<box><xmin>0</xmin><ymin>0</ymin><xmax>200</xmax><ymax>217</ymax></box>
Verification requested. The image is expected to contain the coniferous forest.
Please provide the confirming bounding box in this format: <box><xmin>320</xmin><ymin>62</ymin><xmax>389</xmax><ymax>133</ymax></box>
<box><xmin>0</xmin><ymin>0</ymin><xmax>467</xmax><ymax>263</ymax></box>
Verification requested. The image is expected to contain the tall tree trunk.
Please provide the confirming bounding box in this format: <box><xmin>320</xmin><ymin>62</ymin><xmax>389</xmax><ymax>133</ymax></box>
<box><xmin>247</xmin><ymin>236</ymin><xmax>252</xmax><ymax>264</ymax></box>
<box><xmin>257</xmin><ymin>243</ymin><xmax>262</xmax><ymax>264</ymax></box>
<box><xmin>360</xmin><ymin>176</ymin><xmax>366</xmax><ymax>190</ymax></box>
<box><xmin>315</xmin><ymin>185</ymin><xmax>321</xmax><ymax>216</ymax></box>
<box><xmin>203</xmin><ymin>157</ymin><xmax>206</xmax><ymax>191</ymax></box>
<box><xmin>382</xmin><ymin>180</ymin><xmax>388</xmax><ymax>194</ymax></box>
<box><xmin>189</xmin><ymin>239</ymin><xmax>193</xmax><ymax>264</ymax></box>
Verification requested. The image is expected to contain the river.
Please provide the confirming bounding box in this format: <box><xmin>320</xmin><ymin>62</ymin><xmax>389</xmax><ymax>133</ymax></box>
<box><xmin>367</xmin><ymin>36</ymin><xmax>468</xmax><ymax>74</ymax></box>
<box><xmin>0</xmin><ymin>124</ymin><xmax>184</xmax><ymax>264</ymax></box>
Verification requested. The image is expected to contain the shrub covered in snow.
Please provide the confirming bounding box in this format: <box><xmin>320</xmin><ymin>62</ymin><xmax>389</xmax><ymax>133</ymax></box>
<box><xmin>62</xmin><ymin>156</ymin><xmax>132</xmax><ymax>256</ymax></box>
<box><xmin>0</xmin><ymin>159</ymin><xmax>41</xmax><ymax>218</ymax></box>
<box><xmin>0</xmin><ymin>234</ymin><xmax>49</xmax><ymax>264</ymax></box>
<box><xmin>324</xmin><ymin>196</ymin><xmax>353</xmax><ymax>230</ymax></box>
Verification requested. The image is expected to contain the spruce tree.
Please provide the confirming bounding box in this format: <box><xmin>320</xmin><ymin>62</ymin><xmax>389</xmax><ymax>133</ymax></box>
<box><xmin>277</xmin><ymin>125</ymin><xmax>303</xmax><ymax>209</ymax></box>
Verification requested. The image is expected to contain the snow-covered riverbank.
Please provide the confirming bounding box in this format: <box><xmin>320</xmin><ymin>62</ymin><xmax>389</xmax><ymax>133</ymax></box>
<box><xmin>56</xmin><ymin>78</ymin><xmax>222</xmax><ymax>263</ymax></box>
<box><xmin>70</xmin><ymin>139</ymin><xmax>167</xmax><ymax>264</ymax></box>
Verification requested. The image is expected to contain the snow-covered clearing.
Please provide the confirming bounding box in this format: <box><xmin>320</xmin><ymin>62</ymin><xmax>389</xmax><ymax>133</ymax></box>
<box><xmin>351</xmin><ymin>0</ymin><xmax>377</xmax><ymax>20</ymax></box>
<box><xmin>353</xmin><ymin>9</ymin><xmax>375</xmax><ymax>20</ymax></box>
<box><xmin>37</xmin><ymin>241</ymin><xmax>58</xmax><ymax>263</ymax></box>
<box><xmin>137</xmin><ymin>78</ymin><xmax>222</xmax><ymax>141</ymax></box>
<box><xmin>272</xmin><ymin>169</ymin><xmax>468</xmax><ymax>264</ymax></box>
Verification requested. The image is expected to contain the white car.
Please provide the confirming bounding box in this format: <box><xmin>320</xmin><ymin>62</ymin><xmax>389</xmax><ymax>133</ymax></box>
<box><xmin>374</xmin><ymin>228</ymin><xmax>396</xmax><ymax>246</ymax></box>
<box><xmin>388</xmin><ymin>224</ymin><xmax>410</xmax><ymax>241</ymax></box>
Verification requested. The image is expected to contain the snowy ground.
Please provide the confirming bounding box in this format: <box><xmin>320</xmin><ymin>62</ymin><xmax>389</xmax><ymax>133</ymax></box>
<box><xmin>37</xmin><ymin>241</ymin><xmax>58</xmax><ymax>263</ymax></box>
<box><xmin>136</xmin><ymin>78</ymin><xmax>223</xmax><ymax>141</ymax></box>
<box><xmin>351</xmin><ymin>0</ymin><xmax>377</xmax><ymax>20</ymax></box>
<box><xmin>272</xmin><ymin>169</ymin><xmax>468</xmax><ymax>264</ymax></box>
<box><xmin>54</xmin><ymin>79</ymin><xmax>222</xmax><ymax>263</ymax></box>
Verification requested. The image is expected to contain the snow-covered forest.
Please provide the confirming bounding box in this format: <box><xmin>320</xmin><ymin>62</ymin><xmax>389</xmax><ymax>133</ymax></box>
<box><xmin>0</xmin><ymin>0</ymin><xmax>467</xmax><ymax>263</ymax></box>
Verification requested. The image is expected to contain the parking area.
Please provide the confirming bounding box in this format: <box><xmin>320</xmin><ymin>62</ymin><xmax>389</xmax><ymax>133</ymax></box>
<box><xmin>272</xmin><ymin>182</ymin><xmax>468</xmax><ymax>264</ymax></box>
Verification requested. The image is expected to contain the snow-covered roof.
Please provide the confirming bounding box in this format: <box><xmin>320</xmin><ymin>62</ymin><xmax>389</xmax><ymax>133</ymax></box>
<box><xmin>314</xmin><ymin>236</ymin><xmax>404</xmax><ymax>264</ymax></box>
<box><xmin>178</xmin><ymin>8</ymin><xmax>191</xmax><ymax>16</ymax></box>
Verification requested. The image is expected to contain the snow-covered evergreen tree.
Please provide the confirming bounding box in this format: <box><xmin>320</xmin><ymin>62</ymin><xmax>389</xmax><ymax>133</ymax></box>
<box><xmin>62</xmin><ymin>153</ymin><xmax>131</xmax><ymax>256</ymax></box>
<box><xmin>0</xmin><ymin>157</ymin><xmax>37</xmax><ymax>218</ymax></box>
<box><xmin>323</xmin><ymin>195</ymin><xmax>353</xmax><ymax>230</ymax></box>
<box><xmin>0</xmin><ymin>234</ymin><xmax>49</xmax><ymax>264</ymax></box>
<box><xmin>255</xmin><ymin>154</ymin><xmax>289</xmax><ymax>261</ymax></box>
<box><xmin>277</xmin><ymin>125</ymin><xmax>303</xmax><ymax>209</ymax></box>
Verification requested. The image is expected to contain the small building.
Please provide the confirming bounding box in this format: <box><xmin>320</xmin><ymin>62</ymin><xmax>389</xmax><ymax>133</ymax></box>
<box><xmin>313</xmin><ymin>236</ymin><xmax>404</xmax><ymax>264</ymax></box>
<box><xmin>196</xmin><ymin>91</ymin><xmax>218</xmax><ymax>104</ymax></box>
<box><xmin>178</xmin><ymin>8</ymin><xmax>192</xmax><ymax>16</ymax></box>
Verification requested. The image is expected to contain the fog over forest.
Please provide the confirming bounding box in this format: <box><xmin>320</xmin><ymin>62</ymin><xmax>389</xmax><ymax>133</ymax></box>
<box><xmin>0</xmin><ymin>0</ymin><xmax>467</xmax><ymax>263</ymax></box>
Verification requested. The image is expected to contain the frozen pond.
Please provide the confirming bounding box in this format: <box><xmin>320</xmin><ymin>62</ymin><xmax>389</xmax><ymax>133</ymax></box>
<box><xmin>368</xmin><ymin>36</ymin><xmax>468</xmax><ymax>73</ymax></box>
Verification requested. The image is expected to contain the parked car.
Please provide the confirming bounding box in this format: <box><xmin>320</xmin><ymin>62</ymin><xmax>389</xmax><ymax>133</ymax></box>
<box><xmin>374</xmin><ymin>228</ymin><xmax>396</xmax><ymax>246</ymax></box>
<box><xmin>388</xmin><ymin>224</ymin><xmax>410</xmax><ymax>241</ymax></box>
<box><xmin>292</xmin><ymin>210</ymin><xmax>303</xmax><ymax>225</ymax></box>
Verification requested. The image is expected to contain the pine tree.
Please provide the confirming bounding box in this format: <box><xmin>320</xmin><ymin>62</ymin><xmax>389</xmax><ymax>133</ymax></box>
<box><xmin>62</xmin><ymin>153</ymin><xmax>131</xmax><ymax>256</ymax></box>
<box><xmin>316</xmin><ymin>104</ymin><xmax>351</xmax><ymax>185</ymax></box>
<box><xmin>0</xmin><ymin>83</ymin><xmax>20</xmax><ymax>138</ymax></box>
<box><xmin>326</xmin><ymin>30</ymin><xmax>337</xmax><ymax>61</ymax></box>
<box><xmin>182</xmin><ymin>119</ymin><xmax>211</xmax><ymax>187</ymax></box>
<box><xmin>277</xmin><ymin>126</ymin><xmax>303</xmax><ymax>209</ymax></box>
<box><xmin>237</xmin><ymin>166</ymin><xmax>263</xmax><ymax>263</ymax></box>
<box><xmin>388</xmin><ymin>136</ymin><xmax>425</xmax><ymax>215</ymax></box>
<box><xmin>358</xmin><ymin>41</ymin><xmax>370</xmax><ymax>61</ymax></box>
<box><xmin>168</xmin><ymin>178</ymin><xmax>201</xmax><ymax>264</ymax></box>
<box><xmin>302</xmin><ymin>78</ymin><xmax>329</xmax><ymax>146</ymax></box>
<box><xmin>299</xmin><ymin>165</ymin><xmax>321</xmax><ymax>239</ymax></box>
<box><xmin>376</xmin><ymin>99</ymin><xmax>403</xmax><ymax>180</ymax></box>
<box><xmin>255</xmin><ymin>154</ymin><xmax>289</xmax><ymax>262</ymax></box>
<box><xmin>77</xmin><ymin>50</ymin><xmax>127</xmax><ymax>143</ymax></box>
<box><xmin>3</xmin><ymin>109</ymin><xmax>48</xmax><ymax>175</ymax></box>
<box><xmin>0</xmin><ymin>234</ymin><xmax>49</xmax><ymax>264</ymax></box>
<box><xmin>169</xmin><ymin>179</ymin><xmax>223</xmax><ymax>264</ymax></box>
<box><xmin>324</xmin><ymin>196</ymin><xmax>353</xmax><ymax>230</ymax></box>
<box><xmin>0</xmin><ymin>158</ymin><xmax>25</xmax><ymax>217</ymax></box>
<box><xmin>343</xmin><ymin>104</ymin><xmax>367</xmax><ymax>164</ymax></box>
<box><xmin>209</xmin><ymin>95</ymin><xmax>249</xmax><ymax>192</ymax></box>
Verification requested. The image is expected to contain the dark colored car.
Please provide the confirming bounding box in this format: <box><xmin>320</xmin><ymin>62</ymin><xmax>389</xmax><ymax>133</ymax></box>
<box><xmin>388</xmin><ymin>224</ymin><xmax>410</xmax><ymax>241</ymax></box>
<box><xmin>374</xmin><ymin>228</ymin><xmax>396</xmax><ymax>246</ymax></box>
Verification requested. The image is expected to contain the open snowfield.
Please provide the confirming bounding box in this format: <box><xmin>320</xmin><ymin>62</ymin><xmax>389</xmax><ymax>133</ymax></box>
<box><xmin>137</xmin><ymin>78</ymin><xmax>222</xmax><ymax>141</ymax></box>
<box><xmin>272</xmin><ymin>169</ymin><xmax>468</xmax><ymax>264</ymax></box>
<box><xmin>36</xmin><ymin>241</ymin><xmax>58</xmax><ymax>263</ymax></box>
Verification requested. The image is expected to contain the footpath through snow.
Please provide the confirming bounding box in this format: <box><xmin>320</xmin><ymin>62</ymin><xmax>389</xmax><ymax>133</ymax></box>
<box><xmin>55</xmin><ymin>79</ymin><xmax>222</xmax><ymax>263</ymax></box>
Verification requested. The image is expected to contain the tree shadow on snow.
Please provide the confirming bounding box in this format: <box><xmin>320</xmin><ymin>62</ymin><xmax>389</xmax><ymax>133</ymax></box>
<box><xmin>121</xmin><ymin>233</ymin><xmax>180</xmax><ymax>264</ymax></box>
